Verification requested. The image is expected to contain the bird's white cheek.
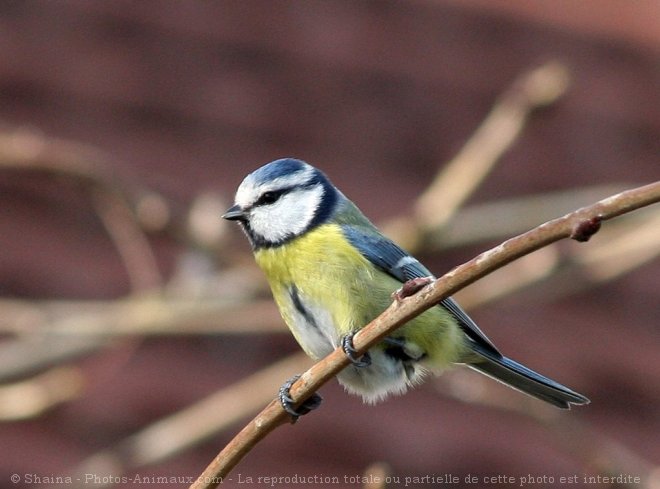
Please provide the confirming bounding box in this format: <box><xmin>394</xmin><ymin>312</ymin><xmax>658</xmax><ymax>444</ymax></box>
<box><xmin>250</xmin><ymin>209</ymin><xmax>292</xmax><ymax>243</ymax></box>
<box><xmin>249</xmin><ymin>187</ymin><xmax>323</xmax><ymax>244</ymax></box>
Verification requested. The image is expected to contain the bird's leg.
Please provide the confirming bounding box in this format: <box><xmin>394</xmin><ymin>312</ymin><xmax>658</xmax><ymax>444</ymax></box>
<box><xmin>341</xmin><ymin>333</ymin><xmax>372</xmax><ymax>368</ymax></box>
<box><xmin>278</xmin><ymin>374</ymin><xmax>323</xmax><ymax>423</ymax></box>
<box><xmin>392</xmin><ymin>276</ymin><xmax>434</xmax><ymax>301</ymax></box>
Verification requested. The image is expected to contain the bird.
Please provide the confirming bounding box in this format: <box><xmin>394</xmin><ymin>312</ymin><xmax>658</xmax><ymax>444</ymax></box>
<box><xmin>223</xmin><ymin>158</ymin><xmax>589</xmax><ymax>419</ymax></box>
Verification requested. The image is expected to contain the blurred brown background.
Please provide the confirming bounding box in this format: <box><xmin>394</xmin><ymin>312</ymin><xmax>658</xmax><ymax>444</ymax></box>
<box><xmin>0</xmin><ymin>1</ymin><xmax>658</xmax><ymax>488</ymax></box>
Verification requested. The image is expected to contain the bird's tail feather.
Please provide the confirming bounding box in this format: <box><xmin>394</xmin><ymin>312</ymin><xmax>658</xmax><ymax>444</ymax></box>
<box><xmin>467</xmin><ymin>344</ymin><xmax>589</xmax><ymax>409</ymax></box>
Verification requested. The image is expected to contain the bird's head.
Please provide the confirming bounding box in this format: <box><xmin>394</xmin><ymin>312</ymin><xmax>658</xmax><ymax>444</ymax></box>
<box><xmin>223</xmin><ymin>158</ymin><xmax>339</xmax><ymax>248</ymax></box>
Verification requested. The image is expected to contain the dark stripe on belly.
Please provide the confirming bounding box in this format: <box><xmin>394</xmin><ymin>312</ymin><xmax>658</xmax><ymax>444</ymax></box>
<box><xmin>289</xmin><ymin>285</ymin><xmax>318</xmax><ymax>329</ymax></box>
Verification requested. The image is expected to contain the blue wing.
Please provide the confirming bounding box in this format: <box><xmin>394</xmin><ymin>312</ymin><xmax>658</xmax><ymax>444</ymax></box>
<box><xmin>341</xmin><ymin>224</ymin><xmax>500</xmax><ymax>355</ymax></box>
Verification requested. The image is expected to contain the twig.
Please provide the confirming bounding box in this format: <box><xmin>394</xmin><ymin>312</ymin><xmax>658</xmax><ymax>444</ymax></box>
<box><xmin>387</xmin><ymin>60</ymin><xmax>570</xmax><ymax>249</ymax></box>
<box><xmin>425</xmin><ymin>183</ymin><xmax>635</xmax><ymax>251</ymax></box>
<box><xmin>91</xmin><ymin>190</ymin><xmax>163</xmax><ymax>292</ymax></box>
<box><xmin>0</xmin><ymin>367</ymin><xmax>85</xmax><ymax>421</ymax></box>
<box><xmin>455</xmin><ymin>205</ymin><xmax>660</xmax><ymax>308</ymax></box>
<box><xmin>0</xmin><ymin>297</ymin><xmax>281</xmax><ymax>337</ymax></box>
<box><xmin>0</xmin><ymin>297</ymin><xmax>283</xmax><ymax>383</ymax></box>
<box><xmin>0</xmin><ymin>127</ymin><xmax>164</xmax><ymax>291</ymax></box>
<box><xmin>0</xmin><ymin>335</ymin><xmax>111</xmax><ymax>384</ymax></box>
<box><xmin>190</xmin><ymin>181</ymin><xmax>660</xmax><ymax>489</ymax></box>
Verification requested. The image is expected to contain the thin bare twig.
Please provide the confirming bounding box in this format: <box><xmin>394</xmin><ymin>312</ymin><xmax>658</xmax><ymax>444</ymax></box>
<box><xmin>0</xmin><ymin>297</ymin><xmax>282</xmax><ymax>384</ymax></box>
<box><xmin>386</xmin><ymin>60</ymin><xmax>570</xmax><ymax>249</ymax></box>
<box><xmin>0</xmin><ymin>127</ymin><xmax>164</xmax><ymax>291</ymax></box>
<box><xmin>0</xmin><ymin>367</ymin><xmax>85</xmax><ymax>421</ymax></box>
<box><xmin>426</xmin><ymin>184</ymin><xmax>635</xmax><ymax>251</ymax></box>
<box><xmin>190</xmin><ymin>182</ymin><xmax>660</xmax><ymax>489</ymax></box>
<box><xmin>415</xmin><ymin>61</ymin><xmax>569</xmax><ymax>230</ymax></box>
<box><xmin>455</xmin><ymin>205</ymin><xmax>660</xmax><ymax>308</ymax></box>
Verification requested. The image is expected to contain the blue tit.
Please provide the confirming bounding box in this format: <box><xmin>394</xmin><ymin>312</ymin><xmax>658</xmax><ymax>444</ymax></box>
<box><xmin>223</xmin><ymin>158</ymin><xmax>589</xmax><ymax>418</ymax></box>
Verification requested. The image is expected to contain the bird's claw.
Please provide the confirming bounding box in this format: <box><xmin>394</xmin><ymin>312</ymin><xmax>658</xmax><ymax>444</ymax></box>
<box><xmin>342</xmin><ymin>333</ymin><xmax>371</xmax><ymax>368</ymax></box>
<box><xmin>278</xmin><ymin>374</ymin><xmax>323</xmax><ymax>423</ymax></box>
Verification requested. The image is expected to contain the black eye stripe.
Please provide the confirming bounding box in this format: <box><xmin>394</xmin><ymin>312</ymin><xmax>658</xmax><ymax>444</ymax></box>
<box><xmin>255</xmin><ymin>190</ymin><xmax>283</xmax><ymax>206</ymax></box>
<box><xmin>254</xmin><ymin>181</ymin><xmax>318</xmax><ymax>207</ymax></box>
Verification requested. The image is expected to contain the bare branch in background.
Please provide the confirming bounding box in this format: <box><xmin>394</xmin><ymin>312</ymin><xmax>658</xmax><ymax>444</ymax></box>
<box><xmin>386</xmin><ymin>61</ymin><xmax>570</xmax><ymax>250</ymax></box>
<box><xmin>0</xmin><ymin>367</ymin><xmax>85</xmax><ymax>421</ymax></box>
<box><xmin>0</xmin><ymin>128</ymin><xmax>166</xmax><ymax>291</ymax></box>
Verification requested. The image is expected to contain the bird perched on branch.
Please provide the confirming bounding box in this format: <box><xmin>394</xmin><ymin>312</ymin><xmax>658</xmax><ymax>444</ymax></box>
<box><xmin>224</xmin><ymin>158</ymin><xmax>589</xmax><ymax>419</ymax></box>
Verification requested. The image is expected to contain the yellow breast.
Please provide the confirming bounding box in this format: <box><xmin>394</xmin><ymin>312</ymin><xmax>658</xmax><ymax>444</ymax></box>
<box><xmin>255</xmin><ymin>224</ymin><xmax>392</xmax><ymax>335</ymax></box>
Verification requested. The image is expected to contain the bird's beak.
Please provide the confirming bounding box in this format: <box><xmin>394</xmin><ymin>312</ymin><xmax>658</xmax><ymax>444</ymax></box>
<box><xmin>222</xmin><ymin>204</ymin><xmax>246</xmax><ymax>221</ymax></box>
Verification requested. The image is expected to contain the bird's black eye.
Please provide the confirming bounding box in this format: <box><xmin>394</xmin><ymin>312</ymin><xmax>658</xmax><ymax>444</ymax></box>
<box><xmin>256</xmin><ymin>190</ymin><xmax>282</xmax><ymax>206</ymax></box>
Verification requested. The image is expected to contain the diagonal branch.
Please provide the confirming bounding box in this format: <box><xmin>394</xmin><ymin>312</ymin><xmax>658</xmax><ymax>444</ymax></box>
<box><xmin>0</xmin><ymin>128</ymin><xmax>164</xmax><ymax>291</ymax></box>
<box><xmin>385</xmin><ymin>60</ymin><xmax>571</xmax><ymax>251</ymax></box>
<box><xmin>190</xmin><ymin>181</ymin><xmax>660</xmax><ymax>489</ymax></box>
<box><xmin>414</xmin><ymin>61</ymin><xmax>570</xmax><ymax>233</ymax></box>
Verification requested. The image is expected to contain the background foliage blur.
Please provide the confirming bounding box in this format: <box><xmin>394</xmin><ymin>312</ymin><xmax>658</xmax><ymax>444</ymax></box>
<box><xmin>0</xmin><ymin>2</ymin><xmax>658</xmax><ymax>488</ymax></box>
